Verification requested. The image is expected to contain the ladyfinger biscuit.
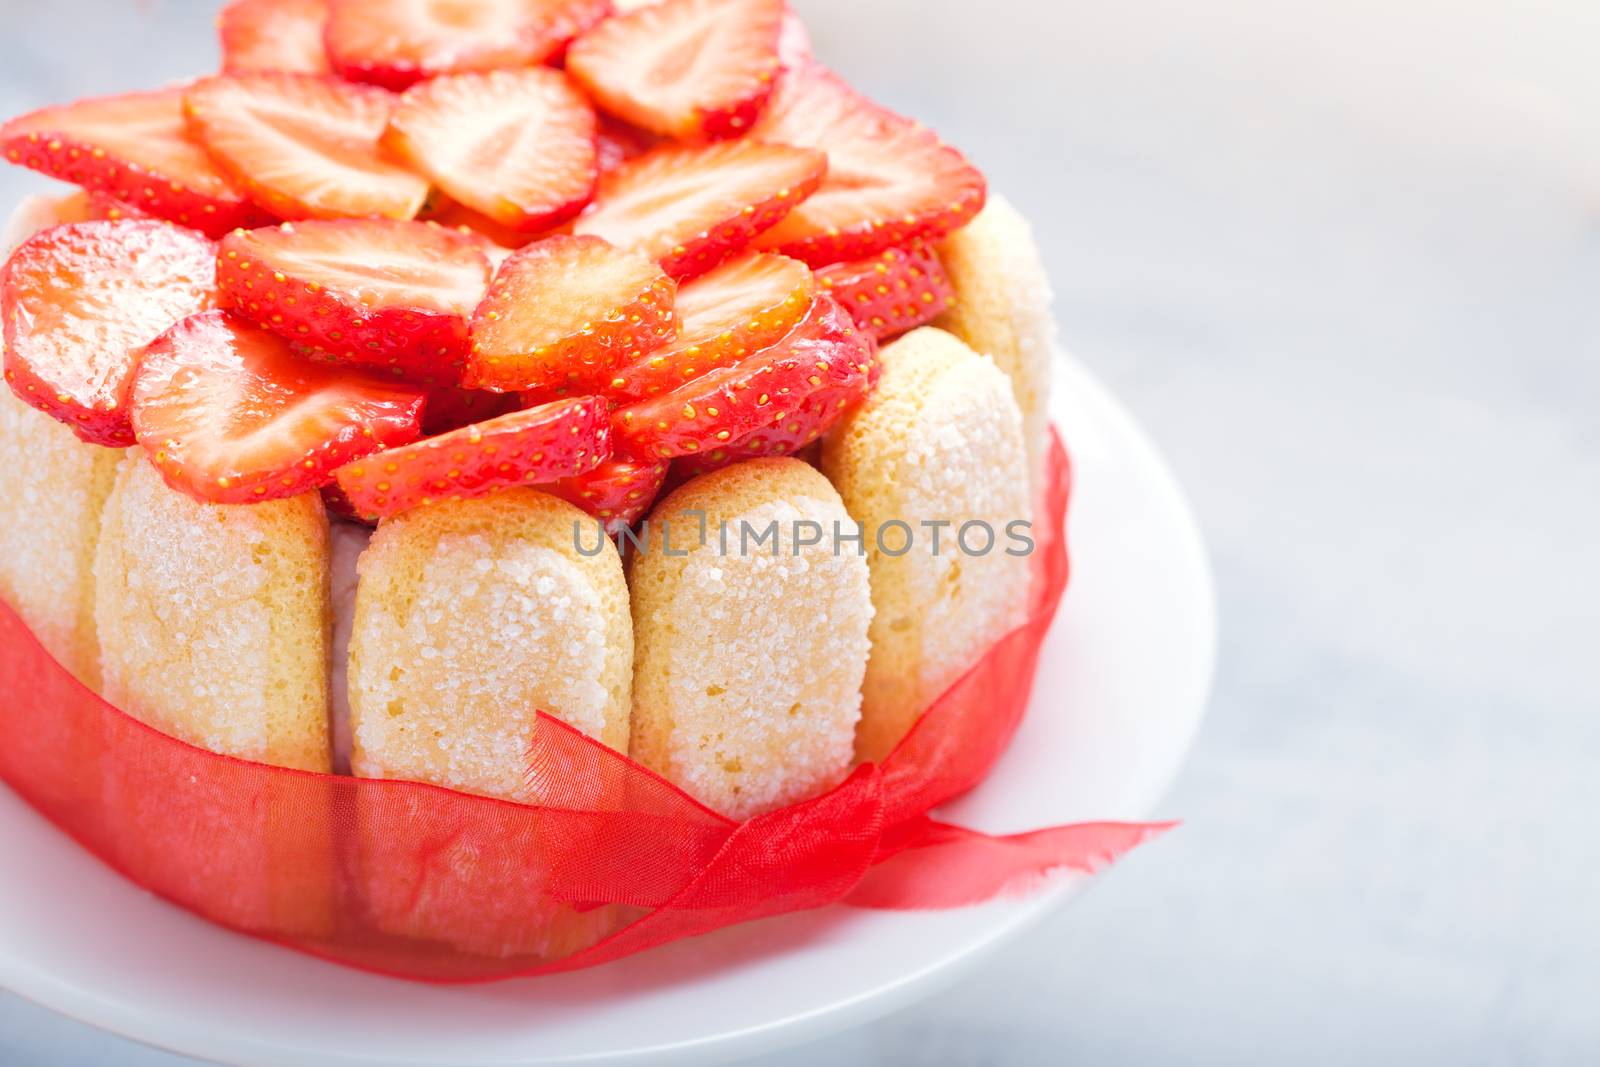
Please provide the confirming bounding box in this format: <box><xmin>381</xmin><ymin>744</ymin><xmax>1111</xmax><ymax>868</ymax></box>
<box><xmin>93</xmin><ymin>455</ymin><xmax>334</xmax><ymax>937</ymax></box>
<box><xmin>629</xmin><ymin>458</ymin><xmax>873</xmax><ymax>819</ymax></box>
<box><xmin>821</xmin><ymin>327</ymin><xmax>1032</xmax><ymax>763</ymax></box>
<box><xmin>0</xmin><ymin>386</ymin><xmax>122</xmax><ymax>686</ymax></box>
<box><xmin>94</xmin><ymin>455</ymin><xmax>332</xmax><ymax>770</ymax></box>
<box><xmin>347</xmin><ymin>488</ymin><xmax>630</xmax><ymax>959</ymax></box>
<box><xmin>935</xmin><ymin>194</ymin><xmax>1057</xmax><ymax>486</ymax></box>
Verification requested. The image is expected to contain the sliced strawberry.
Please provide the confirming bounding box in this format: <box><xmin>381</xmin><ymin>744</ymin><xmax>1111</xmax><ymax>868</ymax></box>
<box><xmin>333</xmin><ymin>394</ymin><xmax>611</xmax><ymax>519</ymax></box>
<box><xmin>131</xmin><ymin>310</ymin><xmax>425</xmax><ymax>504</ymax></box>
<box><xmin>322</xmin><ymin>480</ymin><xmax>371</xmax><ymax>524</ymax></box>
<box><xmin>219</xmin><ymin>0</ymin><xmax>332</xmax><ymax>75</ymax></box>
<box><xmin>749</xmin><ymin>67</ymin><xmax>986</xmax><ymax>266</ymax></box>
<box><xmin>326</xmin><ymin>0</ymin><xmax>612</xmax><ymax>91</ymax></box>
<box><xmin>82</xmin><ymin>189</ymin><xmax>153</xmax><ymax>223</ymax></box>
<box><xmin>676</xmin><ymin>359</ymin><xmax>873</xmax><ymax>476</ymax></box>
<box><xmin>610</xmin><ymin>250</ymin><xmax>811</xmax><ymax>399</ymax></box>
<box><xmin>216</xmin><ymin>219</ymin><xmax>492</xmax><ymax>384</ymax></box>
<box><xmin>573</xmin><ymin>139</ymin><xmax>824</xmax><ymax>278</ymax></box>
<box><xmin>385</xmin><ymin>68</ymin><xmax>597</xmax><ymax>233</ymax></box>
<box><xmin>0</xmin><ymin>88</ymin><xmax>265</xmax><ymax>238</ymax></box>
<box><xmin>466</xmin><ymin>234</ymin><xmax>676</xmax><ymax>393</ymax></box>
<box><xmin>545</xmin><ymin>452</ymin><xmax>668</xmax><ymax>532</ymax></box>
<box><xmin>595</xmin><ymin>115</ymin><xmax>659</xmax><ymax>174</ymax></box>
<box><xmin>1</xmin><ymin>220</ymin><xmax>216</xmax><ymax>446</ymax></box>
<box><xmin>613</xmin><ymin>292</ymin><xmax>872</xmax><ymax>459</ymax></box>
<box><xmin>567</xmin><ymin>0</ymin><xmax>782</xmax><ymax>140</ymax></box>
<box><xmin>816</xmin><ymin>243</ymin><xmax>956</xmax><ymax>342</ymax></box>
<box><xmin>185</xmin><ymin>74</ymin><xmax>430</xmax><ymax>221</ymax></box>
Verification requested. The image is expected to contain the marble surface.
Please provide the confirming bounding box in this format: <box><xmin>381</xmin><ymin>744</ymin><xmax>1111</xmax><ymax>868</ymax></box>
<box><xmin>2</xmin><ymin>0</ymin><xmax>1598</xmax><ymax>1063</ymax></box>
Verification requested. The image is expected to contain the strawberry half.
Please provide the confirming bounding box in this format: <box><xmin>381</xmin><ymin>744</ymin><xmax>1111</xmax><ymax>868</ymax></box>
<box><xmin>219</xmin><ymin>0</ymin><xmax>332</xmax><ymax>75</ymax></box>
<box><xmin>567</xmin><ymin>0</ymin><xmax>783</xmax><ymax>140</ymax></box>
<box><xmin>466</xmin><ymin>234</ymin><xmax>676</xmax><ymax>394</ymax></box>
<box><xmin>326</xmin><ymin>0</ymin><xmax>612</xmax><ymax>91</ymax></box>
<box><xmin>0</xmin><ymin>88</ymin><xmax>265</xmax><ymax>238</ymax></box>
<box><xmin>333</xmin><ymin>394</ymin><xmax>611</xmax><ymax>519</ymax></box>
<box><xmin>749</xmin><ymin>67</ymin><xmax>986</xmax><ymax>266</ymax></box>
<box><xmin>610</xmin><ymin>250</ymin><xmax>811</xmax><ymax>399</ymax></box>
<box><xmin>545</xmin><ymin>452</ymin><xmax>668</xmax><ymax>532</ymax></box>
<box><xmin>613</xmin><ymin>292</ymin><xmax>872</xmax><ymax>459</ymax></box>
<box><xmin>816</xmin><ymin>243</ymin><xmax>956</xmax><ymax>342</ymax></box>
<box><xmin>573</xmin><ymin>139</ymin><xmax>824</xmax><ymax>278</ymax></box>
<box><xmin>216</xmin><ymin>219</ymin><xmax>493</xmax><ymax>384</ymax></box>
<box><xmin>1</xmin><ymin>220</ymin><xmax>216</xmax><ymax>446</ymax></box>
<box><xmin>385</xmin><ymin>68</ymin><xmax>598</xmax><ymax>233</ymax></box>
<box><xmin>185</xmin><ymin>74</ymin><xmax>430</xmax><ymax>221</ymax></box>
<box><xmin>131</xmin><ymin>310</ymin><xmax>426</xmax><ymax>504</ymax></box>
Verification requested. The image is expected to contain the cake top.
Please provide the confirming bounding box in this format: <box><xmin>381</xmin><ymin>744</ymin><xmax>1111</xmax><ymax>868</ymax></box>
<box><xmin>0</xmin><ymin>0</ymin><xmax>983</xmax><ymax>528</ymax></box>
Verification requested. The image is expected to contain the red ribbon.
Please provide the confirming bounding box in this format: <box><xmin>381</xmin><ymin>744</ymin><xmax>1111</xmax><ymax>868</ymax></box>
<box><xmin>0</xmin><ymin>431</ymin><xmax>1169</xmax><ymax>983</ymax></box>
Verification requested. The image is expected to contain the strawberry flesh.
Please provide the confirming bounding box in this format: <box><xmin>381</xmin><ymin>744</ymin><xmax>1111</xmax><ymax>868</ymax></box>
<box><xmin>613</xmin><ymin>291</ymin><xmax>873</xmax><ymax>459</ymax></box>
<box><xmin>326</xmin><ymin>0</ymin><xmax>612</xmax><ymax>91</ymax></box>
<box><xmin>610</xmin><ymin>250</ymin><xmax>811</xmax><ymax>399</ymax></box>
<box><xmin>816</xmin><ymin>243</ymin><xmax>956</xmax><ymax>341</ymax></box>
<box><xmin>0</xmin><ymin>89</ymin><xmax>266</xmax><ymax>238</ymax></box>
<box><xmin>185</xmin><ymin>74</ymin><xmax>430</xmax><ymax>222</ymax></box>
<box><xmin>219</xmin><ymin>0</ymin><xmax>332</xmax><ymax>75</ymax></box>
<box><xmin>217</xmin><ymin>219</ymin><xmax>493</xmax><ymax>385</ymax></box>
<box><xmin>333</xmin><ymin>394</ymin><xmax>612</xmax><ymax>519</ymax></box>
<box><xmin>385</xmin><ymin>68</ymin><xmax>598</xmax><ymax>233</ymax></box>
<box><xmin>568</xmin><ymin>0</ymin><xmax>783</xmax><ymax>140</ymax></box>
<box><xmin>2</xmin><ymin>220</ymin><xmax>217</xmax><ymax>446</ymax></box>
<box><xmin>466</xmin><ymin>234</ymin><xmax>676</xmax><ymax>393</ymax></box>
<box><xmin>132</xmin><ymin>310</ymin><xmax>426</xmax><ymax>504</ymax></box>
<box><xmin>750</xmin><ymin>66</ymin><xmax>986</xmax><ymax>266</ymax></box>
<box><xmin>545</xmin><ymin>452</ymin><xmax>668</xmax><ymax>532</ymax></box>
<box><xmin>573</xmin><ymin>139</ymin><xmax>825</xmax><ymax>277</ymax></box>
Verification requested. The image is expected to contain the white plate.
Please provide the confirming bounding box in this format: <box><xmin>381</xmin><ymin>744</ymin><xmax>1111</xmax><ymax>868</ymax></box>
<box><xmin>0</xmin><ymin>358</ymin><xmax>1214</xmax><ymax>1067</ymax></box>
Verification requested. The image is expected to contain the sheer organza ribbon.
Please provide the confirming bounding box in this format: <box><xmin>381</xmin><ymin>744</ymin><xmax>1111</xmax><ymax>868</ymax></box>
<box><xmin>0</xmin><ymin>430</ymin><xmax>1169</xmax><ymax>982</ymax></box>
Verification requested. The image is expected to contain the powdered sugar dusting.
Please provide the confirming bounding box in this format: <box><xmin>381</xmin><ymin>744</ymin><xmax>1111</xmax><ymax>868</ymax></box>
<box><xmin>351</xmin><ymin>531</ymin><xmax>611</xmax><ymax>799</ymax></box>
<box><xmin>649</xmin><ymin>496</ymin><xmax>873</xmax><ymax>819</ymax></box>
<box><xmin>95</xmin><ymin>457</ymin><xmax>275</xmax><ymax>757</ymax></box>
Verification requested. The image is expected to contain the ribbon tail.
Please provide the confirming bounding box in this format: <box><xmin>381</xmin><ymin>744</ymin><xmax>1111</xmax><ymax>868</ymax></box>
<box><xmin>846</xmin><ymin>816</ymin><xmax>1176</xmax><ymax>910</ymax></box>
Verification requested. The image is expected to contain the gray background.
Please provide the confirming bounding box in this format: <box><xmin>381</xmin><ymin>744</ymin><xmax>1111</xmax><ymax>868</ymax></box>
<box><xmin>2</xmin><ymin>0</ymin><xmax>1598</xmax><ymax>1063</ymax></box>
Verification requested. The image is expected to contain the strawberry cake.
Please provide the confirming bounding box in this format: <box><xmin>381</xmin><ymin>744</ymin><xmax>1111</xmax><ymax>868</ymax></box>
<box><xmin>0</xmin><ymin>0</ymin><xmax>1057</xmax><ymax>843</ymax></box>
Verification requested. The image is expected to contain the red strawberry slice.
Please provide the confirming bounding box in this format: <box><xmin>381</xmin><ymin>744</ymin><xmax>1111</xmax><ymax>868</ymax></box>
<box><xmin>677</xmin><ymin>360</ymin><xmax>873</xmax><ymax>476</ymax></box>
<box><xmin>466</xmin><ymin>234</ymin><xmax>676</xmax><ymax>394</ymax></box>
<box><xmin>216</xmin><ymin>219</ymin><xmax>493</xmax><ymax>384</ymax></box>
<box><xmin>749</xmin><ymin>67</ymin><xmax>986</xmax><ymax>266</ymax></box>
<box><xmin>613</xmin><ymin>292</ymin><xmax>872</xmax><ymax>459</ymax></box>
<box><xmin>816</xmin><ymin>243</ymin><xmax>956</xmax><ymax>341</ymax></box>
<box><xmin>610</xmin><ymin>250</ymin><xmax>811</xmax><ymax>399</ymax></box>
<box><xmin>1</xmin><ymin>220</ymin><xmax>216</xmax><ymax>446</ymax></box>
<box><xmin>0</xmin><ymin>88</ymin><xmax>265</xmax><ymax>238</ymax></box>
<box><xmin>82</xmin><ymin>189</ymin><xmax>152</xmax><ymax>223</ymax></box>
<box><xmin>545</xmin><ymin>452</ymin><xmax>668</xmax><ymax>532</ymax></box>
<box><xmin>423</xmin><ymin>197</ymin><xmax>541</xmax><ymax>254</ymax></box>
<box><xmin>131</xmin><ymin>310</ymin><xmax>426</xmax><ymax>504</ymax></box>
<box><xmin>385</xmin><ymin>68</ymin><xmax>598</xmax><ymax>233</ymax></box>
<box><xmin>326</xmin><ymin>0</ymin><xmax>611</xmax><ymax>91</ymax></box>
<box><xmin>333</xmin><ymin>394</ymin><xmax>611</xmax><ymax>519</ymax></box>
<box><xmin>777</xmin><ymin>10</ymin><xmax>811</xmax><ymax>69</ymax></box>
<box><xmin>420</xmin><ymin>384</ymin><xmax>518</xmax><ymax>435</ymax></box>
<box><xmin>219</xmin><ymin>0</ymin><xmax>332</xmax><ymax>75</ymax></box>
<box><xmin>573</xmin><ymin>139</ymin><xmax>824</xmax><ymax>277</ymax></box>
<box><xmin>185</xmin><ymin>74</ymin><xmax>430</xmax><ymax>221</ymax></box>
<box><xmin>567</xmin><ymin>0</ymin><xmax>783</xmax><ymax>141</ymax></box>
